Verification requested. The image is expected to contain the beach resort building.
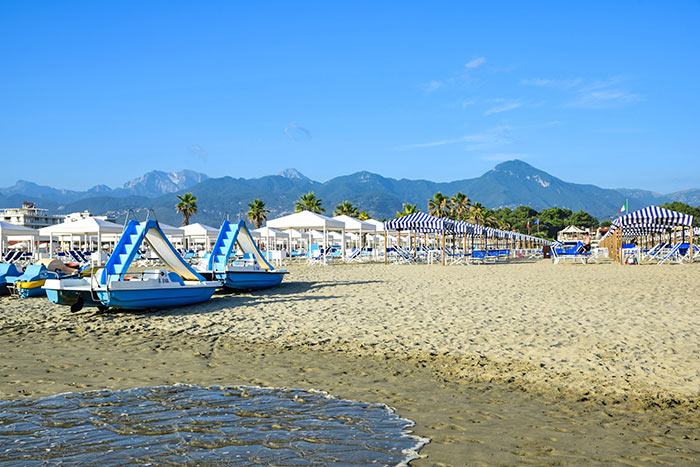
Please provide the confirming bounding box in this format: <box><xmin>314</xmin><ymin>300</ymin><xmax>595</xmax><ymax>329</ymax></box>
<box><xmin>0</xmin><ymin>202</ymin><xmax>62</xmax><ymax>229</ymax></box>
<box><xmin>557</xmin><ymin>225</ymin><xmax>588</xmax><ymax>242</ymax></box>
<box><xmin>64</xmin><ymin>210</ymin><xmax>117</xmax><ymax>223</ymax></box>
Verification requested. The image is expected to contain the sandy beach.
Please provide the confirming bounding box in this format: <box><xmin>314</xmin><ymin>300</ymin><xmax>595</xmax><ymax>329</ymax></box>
<box><xmin>2</xmin><ymin>261</ymin><xmax>700</xmax><ymax>464</ymax></box>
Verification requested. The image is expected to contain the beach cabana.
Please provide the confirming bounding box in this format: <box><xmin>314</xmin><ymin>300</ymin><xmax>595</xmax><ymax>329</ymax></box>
<box><xmin>181</xmin><ymin>223</ymin><xmax>219</xmax><ymax>252</ymax></box>
<box><xmin>601</xmin><ymin>206</ymin><xmax>695</xmax><ymax>264</ymax></box>
<box><xmin>39</xmin><ymin>217</ymin><xmax>124</xmax><ymax>257</ymax></box>
<box><xmin>0</xmin><ymin>221</ymin><xmax>39</xmax><ymax>258</ymax></box>
<box><xmin>384</xmin><ymin>212</ymin><xmax>455</xmax><ymax>265</ymax></box>
<box><xmin>332</xmin><ymin>215</ymin><xmax>376</xmax><ymax>249</ymax></box>
<box><xmin>253</xmin><ymin>226</ymin><xmax>286</xmax><ymax>250</ymax></box>
<box><xmin>267</xmin><ymin>211</ymin><xmax>346</xmax><ymax>263</ymax></box>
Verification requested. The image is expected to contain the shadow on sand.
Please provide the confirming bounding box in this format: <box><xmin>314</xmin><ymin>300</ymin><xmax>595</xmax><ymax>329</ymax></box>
<box><xmin>85</xmin><ymin>279</ymin><xmax>380</xmax><ymax>318</ymax></box>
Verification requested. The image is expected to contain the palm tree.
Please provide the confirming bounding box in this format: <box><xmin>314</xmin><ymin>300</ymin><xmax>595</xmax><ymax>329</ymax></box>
<box><xmin>358</xmin><ymin>211</ymin><xmax>370</xmax><ymax>221</ymax></box>
<box><xmin>483</xmin><ymin>209</ymin><xmax>500</xmax><ymax>228</ymax></box>
<box><xmin>467</xmin><ymin>202</ymin><xmax>486</xmax><ymax>226</ymax></box>
<box><xmin>428</xmin><ymin>192</ymin><xmax>452</xmax><ymax>218</ymax></box>
<box><xmin>175</xmin><ymin>192</ymin><xmax>198</xmax><ymax>226</ymax></box>
<box><xmin>334</xmin><ymin>200</ymin><xmax>359</xmax><ymax>217</ymax></box>
<box><xmin>247</xmin><ymin>198</ymin><xmax>270</xmax><ymax>228</ymax></box>
<box><xmin>294</xmin><ymin>192</ymin><xmax>324</xmax><ymax>213</ymax></box>
<box><xmin>396</xmin><ymin>203</ymin><xmax>420</xmax><ymax>217</ymax></box>
<box><xmin>450</xmin><ymin>192</ymin><xmax>471</xmax><ymax>221</ymax></box>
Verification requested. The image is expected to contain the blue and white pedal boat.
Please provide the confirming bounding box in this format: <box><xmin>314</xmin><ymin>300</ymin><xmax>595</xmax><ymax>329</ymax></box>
<box><xmin>198</xmin><ymin>220</ymin><xmax>287</xmax><ymax>291</ymax></box>
<box><xmin>44</xmin><ymin>219</ymin><xmax>220</xmax><ymax>311</ymax></box>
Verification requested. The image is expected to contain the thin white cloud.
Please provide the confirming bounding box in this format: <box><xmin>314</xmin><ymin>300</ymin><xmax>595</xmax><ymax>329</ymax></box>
<box><xmin>465</xmin><ymin>57</ymin><xmax>486</xmax><ymax>69</ymax></box>
<box><xmin>284</xmin><ymin>121</ymin><xmax>312</xmax><ymax>140</ymax></box>
<box><xmin>190</xmin><ymin>145</ymin><xmax>208</xmax><ymax>161</ymax></box>
<box><xmin>394</xmin><ymin>126</ymin><xmax>512</xmax><ymax>151</ymax></box>
<box><xmin>521</xmin><ymin>76</ymin><xmax>640</xmax><ymax>108</ymax></box>
<box><xmin>423</xmin><ymin>80</ymin><xmax>443</xmax><ymax>93</ymax></box>
<box><xmin>521</xmin><ymin>77</ymin><xmax>582</xmax><ymax>89</ymax></box>
<box><xmin>568</xmin><ymin>79</ymin><xmax>640</xmax><ymax>108</ymax></box>
<box><xmin>484</xmin><ymin>99</ymin><xmax>523</xmax><ymax>115</ymax></box>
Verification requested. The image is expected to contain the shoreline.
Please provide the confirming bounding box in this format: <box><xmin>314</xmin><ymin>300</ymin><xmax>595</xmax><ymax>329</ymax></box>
<box><xmin>2</xmin><ymin>329</ymin><xmax>699</xmax><ymax>465</ymax></box>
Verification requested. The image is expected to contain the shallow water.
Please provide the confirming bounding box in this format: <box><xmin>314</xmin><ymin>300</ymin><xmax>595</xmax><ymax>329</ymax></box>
<box><xmin>0</xmin><ymin>385</ymin><xmax>428</xmax><ymax>465</ymax></box>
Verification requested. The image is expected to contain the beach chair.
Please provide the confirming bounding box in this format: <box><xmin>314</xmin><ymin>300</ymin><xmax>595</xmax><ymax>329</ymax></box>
<box><xmin>551</xmin><ymin>242</ymin><xmax>591</xmax><ymax>264</ymax></box>
<box><xmin>468</xmin><ymin>250</ymin><xmax>491</xmax><ymax>265</ymax></box>
<box><xmin>344</xmin><ymin>248</ymin><xmax>362</xmax><ymax>263</ymax></box>
<box><xmin>657</xmin><ymin>243</ymin><xmax>695</xmax><ymax>265</ymax></box>
<box><xmin>392</xmin><ymin>246</ymin><xmax>417</xmax><ymax>264</ymax></box>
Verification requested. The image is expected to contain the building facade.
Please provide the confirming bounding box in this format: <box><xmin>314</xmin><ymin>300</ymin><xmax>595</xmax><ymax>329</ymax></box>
<box><xmin>0</xmin><ymin>202</ymin><xmax>63</xmax><ymax>229</ymax></box>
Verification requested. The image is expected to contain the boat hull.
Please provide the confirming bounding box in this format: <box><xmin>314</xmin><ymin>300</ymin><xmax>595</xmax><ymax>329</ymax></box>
<box><xmin>43</xmin><ymin>278</ymin><xmax>99</xmax><ymax>307</ymax></box>
<box><xmin>45</xmin><ymin>288</ymin><xmax>99</xmax><ymax>307</ymax></box>
<box><xmin>95</xmin><ymin>285</ymin><xmax>218</xmax><ymax>310</ymax></box>
<box><xmin>15</xmin><ymin>280</ymin><xmax>47</xmax><ymax>298</ymax></box>
<box><xmin>216</xmin><ymin>270</ymin><xmax>285</xmax><ymax>291</ymax></box>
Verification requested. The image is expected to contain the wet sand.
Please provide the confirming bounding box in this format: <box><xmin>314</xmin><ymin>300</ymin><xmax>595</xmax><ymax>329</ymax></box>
<box><xmin>1</xmin><ymin>261</ymin><xmax>699</xmax><ymax>464</ymax></box>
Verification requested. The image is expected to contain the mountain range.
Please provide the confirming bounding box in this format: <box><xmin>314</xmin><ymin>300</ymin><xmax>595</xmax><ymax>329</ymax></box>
<box><xmin>1</xmin><ymin>161</ymin><xmax>698</xmax><ymax>226</ymax></box>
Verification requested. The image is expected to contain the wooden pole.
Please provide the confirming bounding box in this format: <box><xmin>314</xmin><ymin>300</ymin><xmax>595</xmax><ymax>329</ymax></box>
<box><xmin>442</xmin><ymin>227</ymin><xmax>446</xmax><ymax>265</ymax></box>
<box><xmin>384</xmin><ymin>229</ymin><xmax>387</xmax><ymax>265</ymax></box>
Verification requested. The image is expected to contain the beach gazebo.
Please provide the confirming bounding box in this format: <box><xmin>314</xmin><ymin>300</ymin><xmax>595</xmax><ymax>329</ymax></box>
<box><xmin>557</xmin><ymin>225</ymin><xmax>587</xmax><ymax>242</ymax></box>
<box><xmin>332</xmin><ymin>215</ymin><xmax>376</xmax><ymax>250</ymax></box>
<box><xmin>39</xmin><ymin>217</ymin><xmax>124</xmax><ymax>257</ymax></box>
<box><xmin>600</xmin><ymin>206</ymin><xmax>695</xmax><ymax>264</ymax></box>
<box><xmin>267</xmin><ymin>211</ymin><xmax>346</xmax><ymax>263</ymax></box>
<box><xmin>253</xmin><ymin>226</ymin><xmax>286</xmax><ymax>250</ymax></box>
<box><xmin>181</xmin><ymin>223</ymin><xmax>219</xmax><ymax>252</ymax></box>
<box><xmin>0</xmin><ymin>221</ymin><xmax>39</xmax><ymax>258</ymax></box>
<box><xmin>384</xmin><ymin>212</ymin><xmax>454</xmax><ymax>265</ymax></box>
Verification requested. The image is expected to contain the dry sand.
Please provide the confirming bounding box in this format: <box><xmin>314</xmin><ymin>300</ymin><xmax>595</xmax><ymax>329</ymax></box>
<box><xmin>1</xmin><ymin>260</ymin><xmax>699</xmax><ymax>464</ymax></box>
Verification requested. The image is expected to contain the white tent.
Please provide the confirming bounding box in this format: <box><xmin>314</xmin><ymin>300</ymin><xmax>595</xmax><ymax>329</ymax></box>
<box><xmin>267</xmin><ymin>211</ymin><xmax>346</xmax><ymax>263</ymax></box>
<box><xmin>158</xmin><ymin>222</ymin><xmax>186</xmax><ymax>246</ymax></box>
<box><xmin>181</xmin><ymin>223</ymin><xmax>220</xmax><ymax>252</ymax></box>
<box><xmin>333</xmin><ymin>215</ymin><xmax>376</xmax><ymax>249</ymax></box>
<box><xmin>254</xmin><ymin>226</ymin><xmax>285</xmax><ymax>248</ymax></box>
<box><xmin>39</xmin><ymin>217</ymin><xmax>123</xmax><ymax>256</ymax></box>
<box><xmin>364</xmin><ymin>219</ymin><xmax>386</xmax><ymax>232</ymax></box>
<box><xmin>0</xmin><ymin>221</ymin><xmax>39</xmax><ymax>257</ymax></box>
<box><xmin>332</xmin><ymin>215</ymin><xmax>376</xmax><ymax>233</ymax></box>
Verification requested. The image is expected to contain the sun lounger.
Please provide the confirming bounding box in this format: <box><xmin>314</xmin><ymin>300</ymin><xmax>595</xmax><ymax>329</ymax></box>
<box><xmin>552</xmin><ymin>242</ymin><xmax>591</xmax><ymax>264</ymax></box>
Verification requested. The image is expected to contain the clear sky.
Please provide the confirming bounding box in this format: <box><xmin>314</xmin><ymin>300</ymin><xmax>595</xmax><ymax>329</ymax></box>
<box><xmin>1</xmin><ymin>1</ymin><xmax>698</xmax><ymax>193</ymax></box>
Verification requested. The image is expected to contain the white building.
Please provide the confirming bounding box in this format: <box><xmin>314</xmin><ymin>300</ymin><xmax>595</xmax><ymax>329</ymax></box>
<box><xmin>0</xmin><ymin>202</ymin><xmax>62</xmax><ymax>229</ymax></box>
<box><xmin>64</xmin><ymin>210</ymin><xmax>116</xmax><ymax>223</ymax></box>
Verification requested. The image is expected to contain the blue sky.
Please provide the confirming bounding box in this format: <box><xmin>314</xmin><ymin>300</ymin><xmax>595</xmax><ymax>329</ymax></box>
<box><xmin>1</xmin><ymin>1</ymin><xmax>699</xmax><ymax>193</ymax></box>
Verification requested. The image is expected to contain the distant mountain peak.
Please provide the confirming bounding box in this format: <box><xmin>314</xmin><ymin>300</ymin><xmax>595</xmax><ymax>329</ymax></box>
<box><xmin>122</xmin><ymin>169</ymin><xmax>209</xmax><ymax>197</ymax></box>
<box><xmin>493</xmin><ymin>159</ymin><xmax>540</xmax><ymax>173</ymax></box>
<box><xmin>278</xmin><ymin>168</ymin><xmax>310</xmax><ymax>181</ymax></box>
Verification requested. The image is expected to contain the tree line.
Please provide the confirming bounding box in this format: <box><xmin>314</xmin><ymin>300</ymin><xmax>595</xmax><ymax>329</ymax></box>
<box><xmin>175</xmin><ymin>190</ymin><xmax>700</xmax><ymax>238</ymax></box>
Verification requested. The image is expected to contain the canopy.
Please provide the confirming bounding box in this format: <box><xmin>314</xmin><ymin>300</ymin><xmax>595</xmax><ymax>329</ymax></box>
<box><xmin>267</xmin><ymin>210</ymin><xmax>345</xmax><ymax>230</ymax></box>
<box><xmin>560</xmin><ymin>225</ymin><xmax>587</xmax><ymax>234</ymax></box>
<box><xmin>38</xmin><ymin>217</ymin><xmax>123</xmax><ymax>257</ymax></box>
<box><xmin>0</xmin><ymin>221</ymin><xmax>39</xmax><ymax>237</ymax></box>
<box><xmin>385</xmin><ymin>212</ymin><xmax>453</xmax><ymax>233</ymax></box>
<box><xmin>364</xmin><ymin>219</ymin><xmax>386</xmax><ymax>232</ymax></box>
<box><xmin>39</xmin><ymin>217</ymin><xmax>123</xmax><ymax>235</ymax></box>
<box><xmin>181</xmin><ymin>223</ymin><xmax>219</xmax><ymax>237</ymax></box>
<box><xmin>0</xmin><ymin>221</ymin><xmax>39</xmax><ymax>256</ymax></box>
<box><xmin>253</xmin><ymin>226</ymin><xmax>285</xmax><ymax>238</ymax></box>
<box><xmin>332</xmin><ymin>215</ymin><xmax>376</xmax><ymax>232</ymax></box>
<box><xmin>158</xmin><ymin>222</ymin><xmax>185</xmax><ymax>236</ymax></box>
